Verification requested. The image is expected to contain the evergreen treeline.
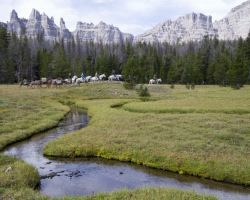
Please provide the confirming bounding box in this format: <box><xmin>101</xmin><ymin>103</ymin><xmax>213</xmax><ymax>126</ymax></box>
<box><xmin>0</xmin><ymin>25</ymin><xmax>249</xmax><ymax>88</ymax></box>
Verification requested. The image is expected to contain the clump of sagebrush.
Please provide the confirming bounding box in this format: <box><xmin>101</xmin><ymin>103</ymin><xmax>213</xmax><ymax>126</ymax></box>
<box><xmin>137</xmin><ymin>85</ymin><xmax>151</xmax><ymax>101</ymax></box>
<box><xmin>186</xmin><ymin>83</ymin><xmax>191</xmax><ymax>89</ymax></box>
<box><xmin>170</xmin><ymin>83</ymin><xmax>175</xmax><ymax>89</ymax></box>
<box><xmin>123</xmin><ymin>81</ymin><xmax>137</xmax><ymax>90</ymax></box>
<box><xmin>191</xmin><ymin>82</ymin><xmax>195</xmax><ymax>90</ymax></box>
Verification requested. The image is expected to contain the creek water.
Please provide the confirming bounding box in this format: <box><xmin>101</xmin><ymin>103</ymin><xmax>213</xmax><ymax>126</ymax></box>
<box><xmin>2</xmin><ymin>108</ymin><xmax>249</xmax><ymax>199</ymax></box>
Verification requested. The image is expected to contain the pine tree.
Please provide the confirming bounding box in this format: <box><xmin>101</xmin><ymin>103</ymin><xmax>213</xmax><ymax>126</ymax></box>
<box><xmin>206</xmin><ymin>62</ymin><xmax>215</xmax><ymax>84</ymax></box>
<box><xmin>53</xmin><ymin>47</ymin><xmax>70</xmax><ymax>78</ymax></box>
<box><xmin>167</xmin><ymin>63</ymin><xmax>179</xmax><ymax>83</ymax></box>
<box><xmin>198</xmin><ymin>36</ymin><xmax>211</xmax><ymax>82</ymax></box>
<box><xmin>245</xmin><ymin>32</ymin><xmax>250</xmax><ymax>83</ymax></box>
<box><xmin>7</xmin><ymin>32</ymin><xmax>20</xmax><ymax>83</ymax></box>
<box><xmin>214</xmin><ymin>54</ymin><xmax>229</xmax><ymax>86</ymax></box>
<box><xmin>160</xmin><ymin>55</ymin><xmax>171</xmax><ymax>83</ymax></box>
<box><xmin>122</xmin><ymin>55</ymin><xmax>139</xmax><ymax>85</ymax></box>
<box><xmin>227</xmin><ymin>53</ymin><xmax>248</xmax><ymax>89</ymax></box>
<box><xmin>181</xmin><ymin>68</ymin><xmax>190</xmax><ymax>84</ymax></box>
<box><xmin>0</xmin><ymin>25</ymin><xmax>10</xmax><ymax>83</ymax></box>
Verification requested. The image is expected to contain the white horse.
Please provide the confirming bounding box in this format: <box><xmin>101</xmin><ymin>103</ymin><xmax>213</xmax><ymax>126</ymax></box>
<box><xmin>108</xmin><ymin>74</ymin><xmax>122</xmax><ymax>82</ymax></box>
<box><xmin>72</xmin><ymin>75</ymin><xmax>88</xmax><ymax>86</ymax></box>
<box><xmin>108</xmin><ymin>75</ymin><xmax>119</xmax><ymax>82</ymax></box>
<box><xmin>72</xmin><ymin>75</ymin><xmax>78</xmax><ymax>85</ymax></box>
<box><xmin>91</xmin><ymin>74</ymin><xmax>106</xmax><ymax>82</ymax></box>
<box><xmin>149</xmin><ymin>78</ymin><xmax>162</xmax><ymax>84</ymax></box>
<box><xmin>64</xmin><ymin>79</ymin><xmax>72</xmax><ymax>84</ymax></box>
<box><xmin>99</xmin><ymin>74</ymin><xmax>106</xmax><ymax>80</ymax></box>
<box><xmin>85</xmin><ymin>76</ymin><xmax>92</xmax><ymax>82</ymax></box>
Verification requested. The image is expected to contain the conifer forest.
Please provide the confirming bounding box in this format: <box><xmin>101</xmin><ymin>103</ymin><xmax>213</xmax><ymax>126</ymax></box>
<box><xmin>0</xmin><ymin>25</ymin><xmax>249</xmax><ymax>88</ymax></box>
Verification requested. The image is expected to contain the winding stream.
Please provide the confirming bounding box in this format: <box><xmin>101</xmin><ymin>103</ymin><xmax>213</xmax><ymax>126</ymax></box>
<box><xmin>2</xmin><ymin>107</ymin><xmax>249</xmax><ymax>199</ymax></box>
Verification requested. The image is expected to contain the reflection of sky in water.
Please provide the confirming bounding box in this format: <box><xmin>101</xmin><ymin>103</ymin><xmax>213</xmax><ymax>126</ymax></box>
<box><xmin>3</xmin><ymin>108</ymin><xmax>250</xmax><ymax>199</ymax></box>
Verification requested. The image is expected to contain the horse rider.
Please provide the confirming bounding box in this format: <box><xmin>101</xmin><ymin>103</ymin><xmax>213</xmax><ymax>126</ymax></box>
<box><xmin>112</xmin><ymin>70</ymin><xmax>117</xmax><ymax>78</ymax></box>
<box><xmin>95</xmin><ymin>71</ymin><xmax>99</xmax><ymax>80</ymax></box>
<box><xmin>81</xmin><ymin>72</ymin><xmax>85</xmax><ymax>81</ymax></box>
<box><xmin>68</xmin><ymin>73</ymin><xmax>72</xmax><ymax>83</ymax></box>
<box><xmin>153</xmin><ymin>74</ymin><xmax>158</xmax><ymax>83</ymax></box>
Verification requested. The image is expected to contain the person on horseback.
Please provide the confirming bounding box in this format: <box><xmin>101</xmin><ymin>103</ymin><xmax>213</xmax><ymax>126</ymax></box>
<box><xmin>68</xmin><ymin>73</ymin><xmax>72</xmax><ymax>83</ymax></box>
<box><xmin>112</xmin><ymin>70</ymin><xmax>117</xmax><ymax>78</ymax></box>
<box><xmin>153</xmin><ymin>75</ymin><xmax>158</xmax><ymax>84</ymax></box>
<box><xmin>95</xmin><ymin>71</ymin><xmax>99</xmax><ymax>80</ymax></box>
<box><xmin>23</xmin><ymin>78</ymin><xmax>28</xmax><ymax>85</ymax></box>
<box><xmin>81</xmin><ymin>72</ymin><xmax>86</xmax><ymax>81</ymax></box>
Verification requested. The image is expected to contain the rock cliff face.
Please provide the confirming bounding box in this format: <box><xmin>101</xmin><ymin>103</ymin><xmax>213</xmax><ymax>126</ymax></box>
<box><xmin>10</xmin><ymin>8</ymin><xmax>71</xmax><ymax>41</ymax></box>
<box><xmin>73</xmin><ymin>21</ymin><xmax>133</xmax><ymax>43</ymax></box>
<box><xmin>4</xmin><ymin>9</ymin><xmax>133</xmax><ymax>43</ymax></box>
<box><xmin>7</xmin><ymin>10</ymin><xmax>27</xmax><ymax>35</ymax></box>
<box><xmin>134</xmin><ymin>13</ymin><xmax>218</xmax><ymax>44</ymax></box>
<box><xmin>60</xmin><ymin>18</ymin><xmax>72</xmax><ymax>41</ymax></box>
<box><xmin>213</xmin><ymin>0</ymin><xmax>250</xmax><ymax>40</ymax></box>
<box><xmin>135</xmin><ymin>0</ymin><xmax>250</xmax><ymax>43</ymax></box>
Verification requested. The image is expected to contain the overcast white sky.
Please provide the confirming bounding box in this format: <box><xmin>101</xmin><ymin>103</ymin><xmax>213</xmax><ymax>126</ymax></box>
<box><xmin>0</xmin><ymin>0</ymin><xmax>247</xmax><ymax>36</ymax></box>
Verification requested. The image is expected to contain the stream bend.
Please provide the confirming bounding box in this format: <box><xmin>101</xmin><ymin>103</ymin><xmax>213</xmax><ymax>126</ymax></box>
<box><xmin>3</xmin><ymin>107</ymin><xmax>249</xmax><ymax>199</ymax></box>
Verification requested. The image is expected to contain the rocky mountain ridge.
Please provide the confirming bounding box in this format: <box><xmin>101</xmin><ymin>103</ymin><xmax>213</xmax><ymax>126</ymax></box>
<box><xmin>135</xmin><ymin>0</ymin><xmax>250</xmax><ymax>43</ymax></box>
<box><xmin>4</xmin><ymin>8</ymin><xmax>133</xmax><ymax>44</ymax></box>
<box><xmin>1</xmin><ymin>0</ymin><xmax>249</xmax><ymax>44</ymax></box>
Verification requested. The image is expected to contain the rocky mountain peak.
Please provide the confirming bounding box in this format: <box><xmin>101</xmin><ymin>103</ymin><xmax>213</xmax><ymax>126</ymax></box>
<box><xmin>134</xmin><ymin>11</ymin><xmax>216</xmax><ymax>44</ymax></box>
<box><xmin>29</xmin><ymin>8</ymin><xmax>41</xmax><ymax>21</ymax></box>
<box><xmin>60</xmin><ymin>18</ymin><xmax>65</xmax><ymax>28</ymax></box>
<box><xmin>97</xmin><ymin>21</ymin><xmax>108</xmax><ymax>28</ymax></box>
<box><xmin>41</xmin><ymin>12</ymin><xmax>50</xmax><ymax>22</ymax></box>
<box><xmin>213</xmin><ymin>0</ymin><xmax>250</xmax><ymax>40</ymax></box>
<box><xmin>135</xmin><ymin>0</ymin><xmax>249</xmax><ymax>44</ymax></box>
<box><xmin>76</xmin><ymin>21</ymin><xmax>95</xmax><ymax>29</ymax></box>
<box><xmin>73</xmin><ymin>20</ymin><xmax>133</xmax><ymax>43</ymax></box>
<box><xmin>230</xmin><ymin>0</ymin><xmax>250</xmax><ymax>13</ymax></box>
<box><xmin>10</xmin><ymin>10</ymin><xmax>18</xmax><ymax>21</ymax></box>
<box><xmin>185</xmin><ymin>12</ymin><xmax>212</xmax><ymax>23</ymax></box>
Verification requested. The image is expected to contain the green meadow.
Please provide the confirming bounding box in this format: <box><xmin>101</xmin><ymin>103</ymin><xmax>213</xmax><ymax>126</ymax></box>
<box><xmin>1</xmin><ymin>83</ymin><xmax>250</xmax><ymax>199</ymax></box>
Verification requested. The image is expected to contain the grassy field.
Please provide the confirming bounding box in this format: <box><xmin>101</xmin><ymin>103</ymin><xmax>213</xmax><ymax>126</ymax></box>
<box><xmin>0</xmin><ymin>85</ymin><xmax>70</xmax><ymax>150</ymax></box>
<box><xmin>1</xmin><ymin>83</ymin><xmax>249</xmax><ymax>199</ymax></box>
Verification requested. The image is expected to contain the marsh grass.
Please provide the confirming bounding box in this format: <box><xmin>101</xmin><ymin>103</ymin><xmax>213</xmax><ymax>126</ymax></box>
<box><xmin>0</xmin><ymin>187</ymin><xmax>217</xmax><ymax>200</ymax></box>
<box><xmin>0</xmin><ymin>154</ymin><xmax>43</xmax><ymax>200</ymax></box>
<box><xmin>0</xmin><ymin>154</ymin><xmax>40</xmax><ymax>189</ymax></box>
<box><xmin>44</xmin><ymin>85</ymin><xmax>250</xmax><ymax>185</ymax></box>
<box><xmin>62</xmin><ymin>187</ymin><xmax>218</xmax><ymax>200</ymax></box>
<box><xmin>1</xmin><ymin>84</ymin><xmax>249</xmax><ymax>199</ymax></box>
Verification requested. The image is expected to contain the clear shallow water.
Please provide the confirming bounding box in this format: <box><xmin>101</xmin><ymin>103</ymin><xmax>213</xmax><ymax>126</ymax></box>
<box><xmin>3</xmin><ymin>108</ymin><xmax>250</xmax><ymax>199</ymax></box>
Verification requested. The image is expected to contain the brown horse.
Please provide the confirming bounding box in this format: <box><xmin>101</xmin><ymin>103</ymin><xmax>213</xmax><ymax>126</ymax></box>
<box><xmin>19</xmin><ymin>80</ymin><xmax>30</xmax><ymax>88</ymax></box>
<box><xmin>51</xmin><ymin>78</ymin><xmax>66</xmax><ymax>88</ymax></box>
<box><xmin>30</xmin><ymin>80</ymin><xmax>42</xmax><ymax>88</ymax></box>
<box><xmin>46</xmin><ymin>78</ymin><xmax>52</xmax><ymax>88</ymax></box>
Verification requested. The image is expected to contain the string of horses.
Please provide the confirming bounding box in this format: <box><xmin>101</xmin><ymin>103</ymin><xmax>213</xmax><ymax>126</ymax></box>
<box><xmin>19</xmin><ymin>74</ymin><xmax>124</xmax><ymax>88</ymax></box>
<box><xmin>19</xmin><ymin>74</ymin><xmax>162</xmax><ymax>88</ymax></box>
